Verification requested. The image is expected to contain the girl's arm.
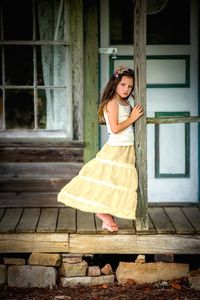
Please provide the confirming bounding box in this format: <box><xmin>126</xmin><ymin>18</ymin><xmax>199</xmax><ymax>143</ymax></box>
<box><xmin>106</xmin><ymin>100</ymin><xmax>143</xmax><ymax>134</ymax></box>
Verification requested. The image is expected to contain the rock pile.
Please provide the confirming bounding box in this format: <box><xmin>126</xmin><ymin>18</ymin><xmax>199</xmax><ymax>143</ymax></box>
<box><xmin>0</xmin><ymin>253</ymin><xmax>199</xmax><ymax>291</ymax></box>
<box><xmin>0</xmin><ymin>253</ymin><xmax>114</xmax><ymax>288</ymax></box>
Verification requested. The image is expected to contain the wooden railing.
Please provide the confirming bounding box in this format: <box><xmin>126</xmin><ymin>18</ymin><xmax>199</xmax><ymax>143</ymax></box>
<box><xmin>147</xmin><ymin>116</ymin><xmax>200</xmax><ymax>124</ymax></box>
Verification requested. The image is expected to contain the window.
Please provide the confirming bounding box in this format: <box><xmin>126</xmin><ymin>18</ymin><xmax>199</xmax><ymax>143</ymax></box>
<box><xmin>0</xmin><ymin>0</ymin><xmax>71</xmax><ymax>137</ymax></box>
<box><xmin>109</xmin><ymin>0</ymin><xmax>190</xmax><ymax>45</ymax></box>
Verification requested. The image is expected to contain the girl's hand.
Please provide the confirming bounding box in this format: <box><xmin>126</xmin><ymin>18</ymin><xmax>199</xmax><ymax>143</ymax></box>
<box><xmin>130</xmin><ymin>104</ymin><xmax>143</xmax><ymax>123</ymax></box>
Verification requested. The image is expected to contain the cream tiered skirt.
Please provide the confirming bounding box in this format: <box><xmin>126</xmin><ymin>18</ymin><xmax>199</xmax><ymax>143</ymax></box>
<box><xmin>57</xmin><ymin>143</ymin><xmax>138</xmax><ymax>219</ymax></box>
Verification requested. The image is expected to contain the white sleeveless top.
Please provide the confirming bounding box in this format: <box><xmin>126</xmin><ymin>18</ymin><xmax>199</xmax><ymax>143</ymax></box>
<box><xmin>104</xmin><ymin>100</ymin><xmax>134</xmax><ymax>146</ymax></box>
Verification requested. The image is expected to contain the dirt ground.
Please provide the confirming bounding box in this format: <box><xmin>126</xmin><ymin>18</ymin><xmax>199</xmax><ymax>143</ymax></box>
<box><xmin>0</xmin><ymin>278</ymin><xmax>200</xmax><ymax>300</ymax></box>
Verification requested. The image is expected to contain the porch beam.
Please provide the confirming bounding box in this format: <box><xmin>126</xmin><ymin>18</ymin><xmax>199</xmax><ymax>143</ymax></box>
<box><xmin>133</xmin><ymin>0</ymin><xmax>148</xmax><ymax>230</ymax></box>
<box><xmin>69</xmin><ymin>234</ymin><xmax>200</xmax><ymax>254</ymax></box>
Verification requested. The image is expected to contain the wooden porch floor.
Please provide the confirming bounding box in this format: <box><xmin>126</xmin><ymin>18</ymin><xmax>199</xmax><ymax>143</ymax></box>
<box><xmin>0</xmin><ymin>204</ymin><xmax>200</xmax><ymax>254</ymax></box>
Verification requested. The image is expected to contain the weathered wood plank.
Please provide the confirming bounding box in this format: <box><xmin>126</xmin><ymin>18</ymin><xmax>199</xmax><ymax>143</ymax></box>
<box><xmin>0</xmin><ymin>208</ymin><xmax>23</xmax><ymax>232</ymax></box>
<box><xmin>83</xmin><ymin>0</ymin><xmax>99</xmax><ymax>162</ymax></box>
<box><xmin>165</xmin><ymin>207</ymin><xmax>196</xmax><ymax>234</ymax></box>
<box><xmin>147</xmin><ymin>116</ymin><xmax>200</xmax><ymax>124</ymax></box>
<box><xmin>136</xmin><ymin>216</ymin><xmax>155</xmax><ymax>235</ymax></box>
<box><xmin>57</xmin><ymin>208</ymin><xmax>76</xmax><ymax>233</ymax></box>
<box><xmin>69</xmin><ymin>234</ymin><xmax>200</xmax><ymax>254</ymax></box>
<box><xmin>16</xmin><ymin>208</ymin><xmax>41</xmax><ymax>233</ymax></box>
<box><xmin>134</xmin><ymin>0</ymin><xmax>148</xmax><ymax>231</ymax></box>
<box><xmin>37</xmin><ymin>208</ymin><xmax>58</xmax><ymax>233</ymax></box>
<box><xmin>0</xmin><ymin>138</ymin><xmax>83</xmax><ymax>148</ymax></box>
<box><xmin>0</xmin><ymin>162</ymin><xmax>82</xmax><ymax>177</ymax></box>
<box><xmin>182</xmin><ymin>207</ymin><xmax>200</xmax><ymax>233</ymax></box>
<box><xmin>77</xmin><ymin>211</ymin><xmax>96</xmax><ymax>234</ymax></box>
<box><xmin>148</xmin><ymin>207</ymin><xmax>175</xmax><ymax>234</ymax></box>
<box><xmin>0</xmin><ymin>233</ymin><xmax>69</xmax><ymax>252</ymax></box>
<box><xmin>0</xmin><ymin>178</ymin><xmax>68</xmax><ymax>193</ymax></box>
<box><xmin>114</xmin><ymin>217</ymin><xmax>135</xmax><ymax>234</ymax></box>
<box><xmin>71</xmin><ymin>0</ymin><xmax>84</xmax><ymax>140</ymax></box>
<box><xmin>0</xmin><ymin>193</ymin><xmax>64</xmax><ymax>207</ymax></box>
<box><xmin>0</xmin><ymin>147</ymin><xmax>83</xmax><ymax>162</ymax></box>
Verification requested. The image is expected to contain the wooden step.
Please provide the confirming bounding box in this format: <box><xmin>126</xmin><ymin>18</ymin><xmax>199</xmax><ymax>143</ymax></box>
<box><xmin>0</xmin><ymin>178</ymin><xmax>71</xmax><ymax>192</ymax></box>
<box><xmin>0</xmin><ymin>138</ymin><xmax>84</xmax><ymax>148</ymax></box>
<box><xmin>0</xmin><ymin>162</ymin><xmax>82</xmax><ymax>178</ymax></box>
<box><xmin>0</xmin><ymin>147</ymin><xmax>83</xmax><ymax>162</ymax></box>
<box><xmin>0</xmin><ymin>193</ymin><xmax>63</xmax><ymax>207</ymax></box>
<box><xmin>0</xmin><ymin>138</ymin><xmax>84</xmax><ymax>162</ymax></box>
<box><xmin>0</xmin><ymin>162</ymin><xmax>82</xmax><ymax>193</ymax></box>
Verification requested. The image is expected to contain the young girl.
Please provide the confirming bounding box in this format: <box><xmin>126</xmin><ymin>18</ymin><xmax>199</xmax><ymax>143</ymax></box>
<box><xmin>57</xmin><ymin>66</ymin><xmax>143</xmax><ymax>232</ymax></box>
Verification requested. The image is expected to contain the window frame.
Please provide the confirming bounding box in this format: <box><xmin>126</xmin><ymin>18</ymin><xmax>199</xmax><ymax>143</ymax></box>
<box><xmin>0</xmin><ymin>0</ymin><xmax>72</xmax><ymax>138</ymax></box>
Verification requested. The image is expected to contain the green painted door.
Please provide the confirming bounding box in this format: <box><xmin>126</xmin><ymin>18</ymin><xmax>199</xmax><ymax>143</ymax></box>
<box><xmin>100</xmin><ymin>0</ymin><xmax>199</xmax><ymax>202</ymax></box>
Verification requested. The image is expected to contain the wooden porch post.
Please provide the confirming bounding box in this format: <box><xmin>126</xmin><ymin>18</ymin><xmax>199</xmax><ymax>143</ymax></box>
<box><xmin>133</xmin><ymin>0</ymin><xmax>148</xmax><ymax>230</ymax></box>
<box><xmin>83</xmin><ymin>0</ymin><xmax>99</xmax><ymax>163</ymax></box>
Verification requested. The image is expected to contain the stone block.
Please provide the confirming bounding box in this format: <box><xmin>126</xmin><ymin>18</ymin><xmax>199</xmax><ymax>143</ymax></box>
<box><xmin>188</xmin><ymin>269</ymin><xmax>200</xmax><ymax>291</ymax></box>
<box><xmin>61</xmin><ymin>275</ymin><xmax>115</xmax><ymax>286</ymax></box>
<box><xmin>59</xmin><ymin>260</ymin><xmax>88</xmax><ymax>277</ymax></box>
<box><xmin>62</xmin><ymin>253</ymin><xmax>82</xmax><ymax>258</ymax></box>
<box><xmin>101</xmin><ymin>264</ymin><xmax>113</xmax><ymax>275</ymax></box>
<box><xmin>0</xmin><ymin>265</ymin><xmax>6</xmax><ymax>285</ymax></box>
<box><xmin>28</xmin><ymin>253</ymin><xmax>61</xmax><ymax>267</ymax></box>
<box><xmin>135</xmin><ymin>255</ymin><xmax>145</xmax><ymax>263</ymax></box>
<box><xmin>3</xmin><ymin>258</ymin><xmax>25</xmax><ymax>265</ymax></box>
<box><xmin>87</xmin><ymin>266</ymin><xmax>101</xmax><ymax>277</ymax></box>
<box><xmin>8</xmin><ymin>266</ymin><xmax>57</xmax><ymax>288</ymax></box>
<box><xmin>62</xmin><ymin>254</ymin><xmax>82</xmax><ymax>264</ymax></box>
<box><xmin>116</xmin><ymin>262</ymin><xmax>189</xmax><ymax>284</ymax></box>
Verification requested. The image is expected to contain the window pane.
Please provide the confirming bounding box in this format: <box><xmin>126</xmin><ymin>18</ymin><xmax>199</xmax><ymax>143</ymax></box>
<box><xmin>38</xmin><ymin>88</ymin><xmax>67</xmax><ymax>130</ymax></box>
<box><xmin>37</xmin><ymin>90</ymin><xmax>46</xmax><ymax>129</ymax></box>
<box><xmin>5</xmin><ymin>46</ymin><xmax>33</xmax><ymax>85</ymax></box>
<box><xmin>109</xmin><ymin>0</ymin><xmax>190</xmax><ymax>45</ymax></box>
<box><xmin>37</xmin><ymin>45</ymin><xmax>67</xmax><ymax>86</ymax></box>
<box><xmin>2</xmin><ymin>0</ymin><xmax>33</xmax><ymax>40</ymax></box>
<box><xmin>5</xmin><ymin>90</ymin><xmax>34</xmax><ymax>129</ymax></box>
<box><xmin>147</xmin><ymin>0</ymin><xmax>190</xmax><ymax>44</ymax></box>
<box><xmin>36</xmin><ymin>0</ymin><xmax>65</xmax><ymax>41</ymax></box>
<box><xmin>109</xmin><ymin>0</ymin><xmax>133</xmax><ymax>45</ymax></box>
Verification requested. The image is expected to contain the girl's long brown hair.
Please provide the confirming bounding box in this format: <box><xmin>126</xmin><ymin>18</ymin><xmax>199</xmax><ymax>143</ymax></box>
<box><xmin>98</xmin><ymin>68</ymin><xmax>134</xmax><ymax>125</ymax></box>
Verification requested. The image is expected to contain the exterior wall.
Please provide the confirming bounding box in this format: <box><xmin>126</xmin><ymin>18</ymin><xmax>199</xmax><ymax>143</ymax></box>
<box><xmin>70</xmin><ymin>0</ymin><xmax>99</xmax><ymax>162</ymax></box>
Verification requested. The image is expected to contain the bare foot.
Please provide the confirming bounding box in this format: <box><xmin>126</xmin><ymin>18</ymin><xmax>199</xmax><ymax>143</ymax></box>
<box><xmin>96</xmin><ymin>213</ymin><xmax>118</xmax><ymax>232</ymax></box>
<box><xmin>102</xmin><ymin>222</ymin><xmax>117</xmax><ymax>232</ymax></box>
